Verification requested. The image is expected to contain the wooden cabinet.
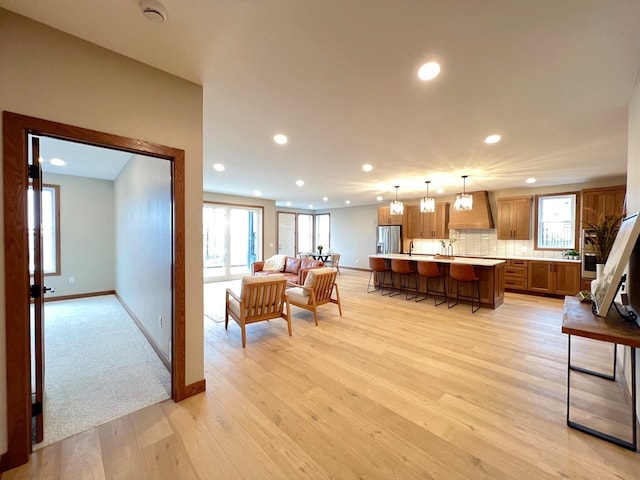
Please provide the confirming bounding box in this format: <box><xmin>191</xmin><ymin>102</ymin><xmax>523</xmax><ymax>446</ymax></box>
<box><xmin>406</xmin><ymin>203</ymin><xmax>450</xmax><ymax>239</ymax></box>
<box><xmin>582</xmin><ymin>185</ymin><xmax>626</xmax><ymax>226</ymax></box>
<box><xmin>497</xmin><ymin>196</ymin><xmax>532</xmax><ymax>240</ymax></box>
<box><xmin>528</xmin><ymin>261</ymin><xmax>580</xmax><ymax>295</ymax></box>
<box><xmin>378</xmin><ymin>206</ymin><xmax>404</xmax><ymax>226</ymax></box>
<box><xmin>504</xmin><ymin>259</ymin><xmax>528</xmax><ymax>291</ymax></box>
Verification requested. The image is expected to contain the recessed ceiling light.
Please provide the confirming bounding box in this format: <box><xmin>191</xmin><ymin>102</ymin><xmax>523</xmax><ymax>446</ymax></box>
<box><xmin>376</xmin><ymin>196</ymin><xmax>383</xmax><ymax>201</ymax></box>
<box><xmin>296</xmin><ymin>179</ymin><xmax>304</xmax><ymax>187</ymax></box>
<box><xmin>286</xmin><ymin>201</ymin><xmax>291</xmax><ymax>207</ymax></box>
<box><xmin>418</xmin><ymin>62</ymin><xmax>441</xmax><ymax>81</ymax></box>
<box><xmin>274</xmin><ymin>134</ymin><xmax>288</xmax><ymax>145</ymax></box>
<box><xmin>437</xmin><ymin>188</ymin><xmax>444</xmax><ymax>194</ymax></box>
<box><xmin>323</xmin><ymin>197</ymin><xmax>328</xmax><ymax>202</ymax></box>
<box><xmin>484</xmin><ymin>134</ymin><xmax>501</xmax><ymax>144</ymax></box>
<box><xmin>345</xmin><ymin>200</ymin><xmax>351</xmax><ymax>205</ymax></box>
<box><xmin>526</xmin><ymin>177</ymin><xmax>536</xmax><ymax>184</ymax></box>
<box><xmin>309</xmin><ymin>204</ymin><xmax>314</xmax><ymax>209</ymax></box>
<box><xmin>362</xmin><ymin>164</ymin><xmax>373</xmax><ymax>172</ymax></box>
<box><xmin>253</xmin><ymin>190</ymin><xmax>261</xmax><ymax>196</ymax></box>
<box><xmin>213</xmin><ymin>163</ymin><xmax>224</xmax><ymax>171</ymax></box>
<box><xmin>50</xmin><ymin>158</ymin><xmax>66</xmax><ymax>166</ymax></box>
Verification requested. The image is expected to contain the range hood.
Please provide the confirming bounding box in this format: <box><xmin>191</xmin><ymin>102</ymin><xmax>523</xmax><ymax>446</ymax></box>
<box><xmin>447</xmin><ymin>191</ymin><xmax>494</xmax><ymax>230</ymax></box>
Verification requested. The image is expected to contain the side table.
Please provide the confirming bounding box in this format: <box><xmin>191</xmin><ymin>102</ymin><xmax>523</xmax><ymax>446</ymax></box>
<box><xmin>562</xmin><ymin>295</ymin><xmax>639</xmax><ymax>450</ymax></box>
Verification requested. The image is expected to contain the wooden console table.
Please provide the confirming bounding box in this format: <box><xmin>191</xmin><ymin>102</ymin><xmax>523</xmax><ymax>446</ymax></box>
<box><xmin>561</xmin><ymin>295</ymin><xmax>639</xmax><ymax>450</ymax></box>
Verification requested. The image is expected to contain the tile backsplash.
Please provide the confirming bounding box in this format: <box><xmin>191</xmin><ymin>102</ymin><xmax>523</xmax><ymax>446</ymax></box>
<box><xmin>411</xmin><ymin>229</ymin><xmax>566</xmax><ymax>259</ymax></box>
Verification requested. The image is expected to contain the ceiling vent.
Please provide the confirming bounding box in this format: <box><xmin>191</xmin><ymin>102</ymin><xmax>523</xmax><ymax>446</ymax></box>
<box><xmin>140</xmin><ymin>0</ymin><xmax>168</xmax><ymax>23</ymax></box>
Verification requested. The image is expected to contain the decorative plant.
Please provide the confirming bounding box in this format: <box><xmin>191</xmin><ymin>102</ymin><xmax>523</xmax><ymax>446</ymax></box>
<box><xmin>317</xmin><ymin>245</ymin><xmax>324</xmax><ymax>253</ymax></box>
<box><xmin>583</xmin><ymin>212</ymin><xmax>625</xmax><ymax>264</ymax></box>
<box><xmin>562</xmin><ymin>249</ymin><xmax>579</xmax><ymax>258</ymax></box>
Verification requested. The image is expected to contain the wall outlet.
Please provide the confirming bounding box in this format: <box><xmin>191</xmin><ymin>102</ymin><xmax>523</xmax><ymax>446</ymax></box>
<box><xmin>68</xmin><ymin>276</ymin><xmax>75</xmax><ymax>284</ymax></box>
<box><xmin>158</xmin><ymin>315</ymin><xmax>163</xmax><ymax>328</ymax></box>
<box><xmin>355</xmin><ymin>259</ymin><xmax>358</xmax><ymax>264</ymax></box>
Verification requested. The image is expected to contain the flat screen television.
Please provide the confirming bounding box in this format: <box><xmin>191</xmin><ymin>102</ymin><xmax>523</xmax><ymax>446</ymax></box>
<box><xmin>592</xmin><ymin>212</ymin><xmax>640</xmax><ymax>317</ymax></box>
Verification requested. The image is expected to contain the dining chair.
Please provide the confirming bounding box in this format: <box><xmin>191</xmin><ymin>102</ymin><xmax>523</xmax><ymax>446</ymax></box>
<box><xmin>330</xmin><ymin>253</ymin><xmax>341</xmax><ymax>274</ymax></box>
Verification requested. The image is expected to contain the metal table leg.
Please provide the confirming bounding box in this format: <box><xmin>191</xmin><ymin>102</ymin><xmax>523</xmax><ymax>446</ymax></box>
<box><xmin>566</xmin><ymin>335</ymin><xmax>637</xmax><ymax>451</ymax></box>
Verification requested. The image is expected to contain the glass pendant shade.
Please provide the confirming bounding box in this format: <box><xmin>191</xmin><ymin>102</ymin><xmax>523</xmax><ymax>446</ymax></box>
<box><xmin>390</xmin><ymin>185</ymin><xmax>404</xmax><ymax>215</ymax></box>
<box><xmin>419</xmin><ymin>180</ymin><xmax>435</xmax><ymax>213</ymax></box>
<box><xmin>454</xmin><ymin>175</ymin><xmax>473</xmax><ymax>210</ymax></box>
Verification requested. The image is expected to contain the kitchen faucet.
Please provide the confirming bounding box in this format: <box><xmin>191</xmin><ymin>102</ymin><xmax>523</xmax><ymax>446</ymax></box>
<box><xmin>409</xmin><ymin>240</ymin><xmax>414</xmax><ymax>256</ymax></box>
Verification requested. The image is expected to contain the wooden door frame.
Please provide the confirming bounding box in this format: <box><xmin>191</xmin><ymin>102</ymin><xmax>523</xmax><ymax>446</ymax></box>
<box><xmin>2</xmin><ymin>111</ymin><xmax>188</xmax><ymax>470</ymax></box>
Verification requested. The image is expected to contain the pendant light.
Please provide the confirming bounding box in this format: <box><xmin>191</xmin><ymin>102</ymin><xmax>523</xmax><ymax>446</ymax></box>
<box><xmin>390</xmin><ymin>185</ymin><xmax>404</xmax><ymax>215</ymax></box>
<box><xmin>420</xmin><ymin>180</ymin><xmax>435</xmax><ymax>213</ymax></box>
<box><xmin>454</xmin><ymin>175</ymin><xmax>473</xmax><ymax>210</ymax></box>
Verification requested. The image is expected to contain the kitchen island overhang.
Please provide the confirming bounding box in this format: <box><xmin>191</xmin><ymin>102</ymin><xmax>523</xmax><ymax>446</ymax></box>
<box><xmin>369</xmin><ymin>254</ymin><xmax>506</xmax><ymax>309</ymax></box>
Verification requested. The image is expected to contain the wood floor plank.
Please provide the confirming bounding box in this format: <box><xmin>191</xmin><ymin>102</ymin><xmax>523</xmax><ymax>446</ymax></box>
<box><xmin>98</xmin><ymin>415</ymin><xmax>150</xmax><ymax>480</ymax></box>
<box><xmin>59</xmin><ymin>429</ymin><xmax>105</xmax><ymax>480</ymax></box>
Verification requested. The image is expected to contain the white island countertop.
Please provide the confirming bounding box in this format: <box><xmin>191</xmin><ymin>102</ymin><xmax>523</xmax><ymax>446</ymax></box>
<box><xmin>369</xmin><ymin>253</ymin><xmax>506</xmax><ymax>267</ymax></box>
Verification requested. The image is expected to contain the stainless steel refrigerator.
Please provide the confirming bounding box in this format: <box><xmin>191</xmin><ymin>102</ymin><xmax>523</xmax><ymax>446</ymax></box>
<box><xmin>376</xmin><ymin>225</ymin><xmax>402</xmax><ymax>254</ymax></box>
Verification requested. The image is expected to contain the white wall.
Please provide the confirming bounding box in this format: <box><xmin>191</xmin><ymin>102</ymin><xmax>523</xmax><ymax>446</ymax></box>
<box><xmin>43</xmin><ymin>173</ymin><xmax>115</xmax><ymax>297</ymax></box>
<box><xmin>625</xmin><ymin>69</ymin><xmax>640</xmax><ymax>420</ymax></box>
<box><xmin>0</xmin><ymin>9</ymin><xmax>204</xmax><ymax>453</ymax></box>
<box><xmin>115</xmin><ymin>155</ymin><xmax>172</xmax><ymax>357</ymax></box>
<box><xmin>317</xmin><ymin>205</ymin><xmax>379</xmax><ymax>269</ymax></box>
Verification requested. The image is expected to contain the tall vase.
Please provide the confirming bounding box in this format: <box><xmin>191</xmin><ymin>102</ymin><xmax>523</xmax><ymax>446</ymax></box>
<box><xmin>596</xmin><ymin>263</ymin><xmax>605</xmax><ymax>280</ymax></box>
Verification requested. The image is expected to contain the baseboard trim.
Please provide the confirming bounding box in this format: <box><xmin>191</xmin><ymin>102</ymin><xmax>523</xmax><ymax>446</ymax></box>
<box><xmin>39</xmin><ymin>290</ymin><xmax>116</xmax><ymax>303</ymax></box>
<box><xmin>115</xmin><ymin>293</ymin><xmax>172</xmax><ymax>372</ymax></box>
<box><xmin>341</xmin><ymin>266</ymin><xmax>370</xmax><ymax>272</ymax></box>
<box><xmin>176</xmin><ymin>379</ymin><xmax>206</xmax><ymax>401</ymax></box>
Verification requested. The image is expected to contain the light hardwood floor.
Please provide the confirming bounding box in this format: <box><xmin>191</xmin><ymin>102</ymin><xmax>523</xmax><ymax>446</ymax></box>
<box><xmin>3</xmin><ymin>269</ymin><xmax>639</xmax><ymax>479</ymax></box>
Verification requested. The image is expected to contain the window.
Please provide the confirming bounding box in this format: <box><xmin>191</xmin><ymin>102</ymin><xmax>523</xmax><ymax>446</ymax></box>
<box><xmin>315</xmin><ymin>213</ymin><xmax>330</xmax><ymax>250</ymax></box>
<box><xmin>203</xmin><ymin>203</ymin><xmax>262</xmax><ymax>281</ymax></box>
<box><xmin>297</xmin><ymin>213</ymin><xmax>314</xmax><ymax>253</ymax></box>
<box><xmin>28</xmin><ymin>184</ymin><xmax>60</xmax><ymax>275</ymax></box>
<box><xmin>535</xmin><ymin>192</ymin><xmax>578</xmax><ymax>250</ymax></box>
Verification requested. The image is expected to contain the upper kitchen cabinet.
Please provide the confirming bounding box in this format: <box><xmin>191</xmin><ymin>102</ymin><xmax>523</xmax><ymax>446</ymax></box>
<box><xmin>497</xmin><ymin>196</ymin><xmax>532</xmax><ymax>240</ymax></box>
<box><xmin>407</xmin><ymin>203</ymin><xmax>450</xmax><ymax>239</ymax></box>
<box><xmin>378</xmin><ymin>206</ymin><xmax>405</xmax><ymax>226</ymax></box>
<box><xmin>582</xmin><ymin>185</ymin><xmax>626</xmax><ymax>226</ymax></box>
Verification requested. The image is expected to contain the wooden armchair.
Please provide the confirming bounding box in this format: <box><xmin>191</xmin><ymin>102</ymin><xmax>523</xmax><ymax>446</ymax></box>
<box><xmin>285</xmin><ymin>267</ymin><xmax>342</xmax><ymax>325</ymax></box>
<box><xmin>225</xmin><ymin>274</ymin><xmax>291</xmax><ymax>347</ymax></box>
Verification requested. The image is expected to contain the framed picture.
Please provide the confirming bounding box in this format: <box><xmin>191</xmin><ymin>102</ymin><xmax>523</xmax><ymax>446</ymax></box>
<box><xmin>592</xmin><ymin>213</ymin><xmax>640</xmax><ymax>317</ymax></box>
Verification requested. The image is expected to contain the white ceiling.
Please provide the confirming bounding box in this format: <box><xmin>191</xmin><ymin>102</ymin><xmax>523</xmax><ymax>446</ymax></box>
<box><xmin>3</xmin><ymin>0</ymin><xmax>640</xmax><ymax>209</ymax></box>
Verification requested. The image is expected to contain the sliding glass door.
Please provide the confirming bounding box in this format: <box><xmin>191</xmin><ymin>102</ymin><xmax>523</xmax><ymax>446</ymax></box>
<box><xmin>203</xmin><ymin>203</ymin><xmax>262</xmax><ymax>282</ymax></box>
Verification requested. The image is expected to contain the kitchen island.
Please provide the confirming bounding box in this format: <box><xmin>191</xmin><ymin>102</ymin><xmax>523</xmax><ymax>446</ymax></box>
<box><xmin>369</xmin><ymin>254</ymin><xmax>506</xmax><ymax>309</ymax></box>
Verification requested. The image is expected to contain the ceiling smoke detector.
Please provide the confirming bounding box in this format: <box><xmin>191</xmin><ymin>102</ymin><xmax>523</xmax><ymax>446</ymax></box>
<box><xmin>140</xmin><ymin>0</ymin><xmax>168</xmax><ymax>23</ymax></box>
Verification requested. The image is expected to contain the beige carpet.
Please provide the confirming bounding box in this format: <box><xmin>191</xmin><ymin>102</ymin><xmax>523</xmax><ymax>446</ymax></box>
<box><xmin>37</xmin><ymin>295</ymin><xmax>171</xmax><ymax>448</ymax></box>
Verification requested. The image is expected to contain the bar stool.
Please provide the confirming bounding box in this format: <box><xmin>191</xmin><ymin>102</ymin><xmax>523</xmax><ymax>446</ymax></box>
<box><xmin>368</xmin><ymin>257</ymin><xmax>391</xmax><ymax>295</ymax></box>
<box><xmin>448</xmin><ymin>263</ymin><xmax>481</xmax><ymax>313</ymax></box>
<box><xmin>415</xmin><ymin>261</ymin><xmax>446</xmax><ymax>306</ymax></box>
<box><xmin>390</xmin><ymin>259</ymin><xmax>418</xmax><ymax>300</ymax></box>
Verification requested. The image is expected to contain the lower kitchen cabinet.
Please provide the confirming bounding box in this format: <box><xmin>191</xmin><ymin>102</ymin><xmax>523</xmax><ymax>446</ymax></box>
<box><xmin>528</xmin><ymin>261</ymin><xmax>581</xmax><ymax>296</ymax></box>
<box><xmin>504</xmin><ymin>259</ymin><xmax>528</xmax><ymax>291</ymax></box>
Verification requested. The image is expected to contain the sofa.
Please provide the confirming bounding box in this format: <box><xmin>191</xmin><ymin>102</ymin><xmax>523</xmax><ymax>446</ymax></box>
<box><xmin>252</xmin><ymin>255</ymin><xmax>324</xmax><ymax>285</ymax></box>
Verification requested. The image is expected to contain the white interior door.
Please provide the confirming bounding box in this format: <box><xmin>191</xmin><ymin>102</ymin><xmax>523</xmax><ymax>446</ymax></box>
<box><xmin>278</xmin><ymin>212</ymin><xmax>296</xmax><ymax>256</ymax></box>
